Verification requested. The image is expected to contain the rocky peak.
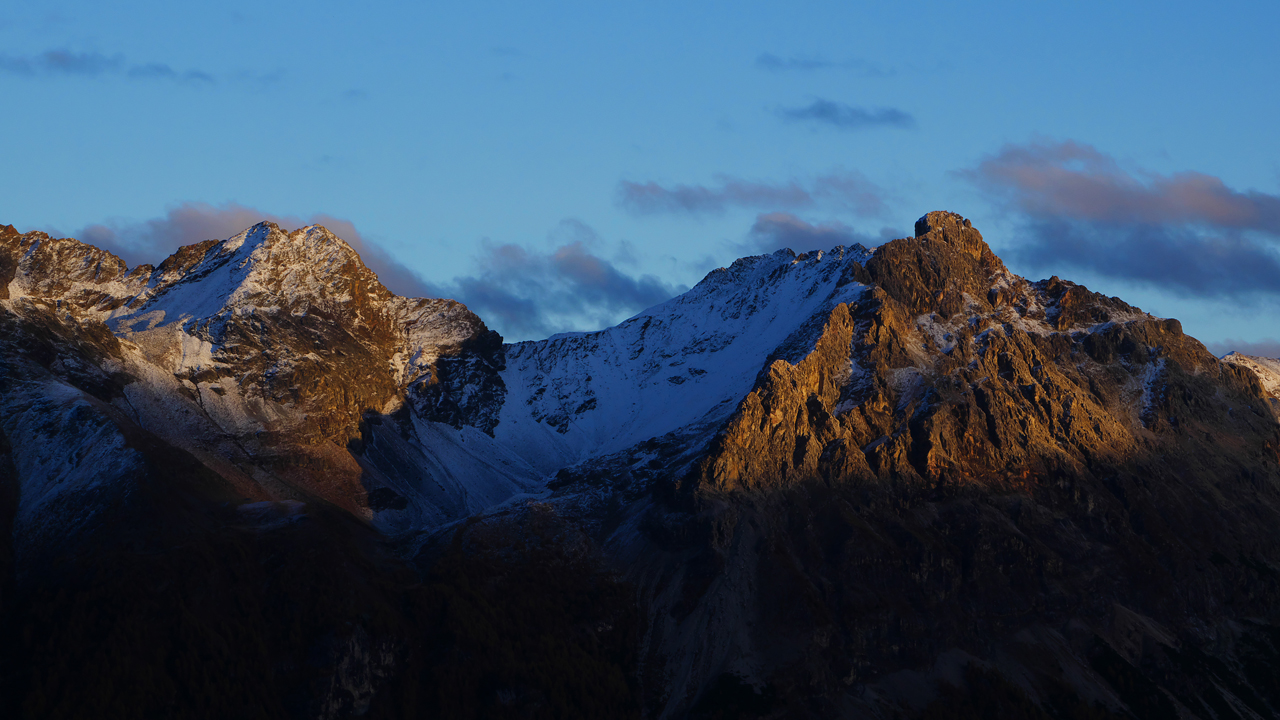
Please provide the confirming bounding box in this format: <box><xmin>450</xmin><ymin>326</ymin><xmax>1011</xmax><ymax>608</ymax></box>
<box><xmin>115</xmin><ymin>221</ymin><xmax>393</xmax><ymax>330</ymax></box>
<box><xmin>0</xmin><ymin>227</ymin><xmax>137</xmax><ymax>308</ymax></box>
<box><xmin>1223</xmin><ymin>351</ymin><xmax>1280</xmax><ymax>402</ymax></box>
<box><xmin>865</xmin><ymin>211</ymin><xmax>1007</xmax><ymax>319</ymax></box>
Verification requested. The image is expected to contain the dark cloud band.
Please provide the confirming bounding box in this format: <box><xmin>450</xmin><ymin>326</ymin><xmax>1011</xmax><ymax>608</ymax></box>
<box><xmin>437</xmin><ymin>220</ymin><xmax>687</xmax><ymax>341</ymax></box>
<box><xmin>746</xmin><ymin>213</ymin><xmax>878</xmax><ymax>253</ymax></box>
<box><xmin>1207</xmin><ymin>338</ymin><xmax>1280</xmax><ymax>359</ymax></box>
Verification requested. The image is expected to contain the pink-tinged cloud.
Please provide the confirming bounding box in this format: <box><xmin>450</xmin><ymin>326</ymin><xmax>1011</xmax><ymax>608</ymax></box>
<box><xmin>966</xmin><ymin>140</ymin><xmax>1280</xmax><ymax>298</ymax></box>
<box><xmin>968</xmin><ymin>140</ymin><xmax>1280</xmax><ymax>232</ymax></box>
<box><xmin>618</xmin><ymin>171</ymin><xmax>888</xmax><ymax>218</ymax></box>
<box><xmin>73</xmin><ymin>202</ymin><xmax>433</xmax><ymax>298</ymax></box>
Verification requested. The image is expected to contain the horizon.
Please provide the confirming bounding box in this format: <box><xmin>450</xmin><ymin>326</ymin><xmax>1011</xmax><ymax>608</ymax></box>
<box><xmin>7</xmin><ymin>209</ymin><xmax>1273</xmax><ymax>360</ymax></box>
<box><xmin>2</xmin><ymin>1</ymin><xmax>1277</xmax><ymax>351</ymax></box>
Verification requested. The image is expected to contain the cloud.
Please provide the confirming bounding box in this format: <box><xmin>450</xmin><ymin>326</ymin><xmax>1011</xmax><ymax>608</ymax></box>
<box><xmin>73</xmin><ymin>202</ymin><xmax>433</xmax><ymax>298</ymax></box>
<box><xmin>777</xmin><ymin>99</ymin><xmax>915</xmax><ymax>130</ymax></box>
<box><xmin>618</xmin><ymin>171</ymin><xmax>888</xmax><ymax>217</ymax></box>
<box><xmin>968</xmin><ymin>140</ymin><xmax>1280</xmax><ymax>230</ymax></box>
<box><xmin>755</xmin><ymin>52</ymin><xmax>891</xmax><ymax>76</ymax></box>
<box><xmin>0</xmin><ymin>50</ymin><xmax>122</xmax><ymax>75</ymax></box>
<box><xmin>437</xmin><ymin>220</ymin><xmax>687</xmax><ymax>341</ymax></box>
<box><xmin>965</xmin><ymin>139</ymin><xmax>1280</xmax><ymax>298</ymax></box>
<box><xmin>745</xmin><ymin>213</ymin><xmax>882</xmax><ymax>254</ymax></box>
<box><xmin>0</xmin><ymin>49</ymin><xmax>213</xmax><ymax>84</ymax></box>
<box><xmin>742</xmin><ymin>213</ymin><xmax>904</xmax><ymax>255</ymax></box>
<box><xmin>1206</xmin><ymin>338</ymin><xmax>1280</xmax><ymax>359</ymax></box>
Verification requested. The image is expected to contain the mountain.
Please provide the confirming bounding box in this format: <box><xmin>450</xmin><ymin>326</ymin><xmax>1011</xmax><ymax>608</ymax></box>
<box><xmin>3</xmin><ymin>212</ymin><xmax>1280</xmax><ymax>719</ymax></box>
<box><xmin>1224</xmin><ymin>352</ymin><xmax>1280</xmax><ymax>405</ymax></box>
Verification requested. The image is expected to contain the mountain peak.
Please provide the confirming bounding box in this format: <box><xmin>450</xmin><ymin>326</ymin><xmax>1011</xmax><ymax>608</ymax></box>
<box><xmin>913</xmin><ymin>209</ymin><xmax>975</xmax><ymax>237</ymax></box>
<box><xmin>861</xmin><ymin>210</ymin><xmax>1006</xmax><ymax>319</ymax></box>
<box><xmin>1223</xmin><ymin>351</ymin><xmax>1280</xmax><ymax>401</ymax></box>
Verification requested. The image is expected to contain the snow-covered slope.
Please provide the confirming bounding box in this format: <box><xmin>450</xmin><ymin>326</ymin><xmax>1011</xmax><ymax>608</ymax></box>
<box><xmin>489</xmin><ymin>246</ymin><xmax>873</xmax><ymax>472</ymax></box>
<box><xmin>363</xmin><ymin>246</ymin><xmax>876</xmax><ymax>533</ymax></box>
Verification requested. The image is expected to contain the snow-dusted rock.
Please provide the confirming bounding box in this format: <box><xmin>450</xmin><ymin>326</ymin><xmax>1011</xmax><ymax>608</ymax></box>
<box><xmin>1223</xmin><ymin>351</ymin><xmax>1280</xmax><ymax>401</ymax></box>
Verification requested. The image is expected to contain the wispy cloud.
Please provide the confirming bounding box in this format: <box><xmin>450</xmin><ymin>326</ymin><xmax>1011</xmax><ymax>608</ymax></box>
<box><xmin>436</xmin><ymin>220</ymin><xmax>687</xmax><ymax>341</ymax></box>
<box><xmin>777</xmin><ymin>99</ymin><xmax>915</xmax><ymax>130</ymax></box>
<box><xmin>126</xmin><ymin>62</ymin><xmax>214</xmax><ymax>84</ymax></box>
<box><xmin>755</xmin><ymin>52</ymin><xmax>892</xmax><ymax>77</ymax></box>
<box><xmin>964</xmin><ymin>139</ymin><xmax>1280</xmax><ymax>298</ymax></box>
<box><xmin>0</xmin><ymin>50</ymin><xmax>121</xmax><ymax>75</ymax></box>
<box><xmin>72</xmin><ymin>202</ymin><xmax>432</xmax><ymax>298</ymax></box>
<box><xmin>0</xmin><ymin>49</ymin><xmax>214</xmax><ymax>85</ymax></box>
<box><xmin>617</xmin><ymin>171</ymin><xmax>888</xmax><ymax>217</ymax></box>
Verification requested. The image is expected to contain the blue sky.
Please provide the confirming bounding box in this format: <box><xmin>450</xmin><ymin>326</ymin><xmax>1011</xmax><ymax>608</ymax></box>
<box><xmin>2</xmin><ymin>1</ymin><xmax>1278</xmax><ymax>351</ymax></box>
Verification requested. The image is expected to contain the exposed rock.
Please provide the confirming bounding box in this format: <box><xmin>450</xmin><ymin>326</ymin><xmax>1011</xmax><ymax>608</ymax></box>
<box><xmin>1224</xmin><ymin>351</ymin><xmax>1280</xmax><ymax>406</ymax></box>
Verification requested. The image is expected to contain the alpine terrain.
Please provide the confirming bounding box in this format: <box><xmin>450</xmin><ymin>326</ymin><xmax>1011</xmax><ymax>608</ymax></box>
<box><xmin>2</xmin><ymin>211</ymin><xmax>1280</xmax><ymax>719</ymax></box>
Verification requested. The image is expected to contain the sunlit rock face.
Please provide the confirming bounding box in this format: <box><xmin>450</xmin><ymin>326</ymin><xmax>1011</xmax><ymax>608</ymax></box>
<box><xmin>3</xmin><ymin>213</ymin><xmax>1280</xmax><ymax>718</ymax></box>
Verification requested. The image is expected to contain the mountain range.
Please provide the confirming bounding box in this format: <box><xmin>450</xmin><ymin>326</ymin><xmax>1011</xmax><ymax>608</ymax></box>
<box><xmin>2</xmin><ymin>211</ymin><xmax>1280</xmax><ymax>719</ymax></box>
